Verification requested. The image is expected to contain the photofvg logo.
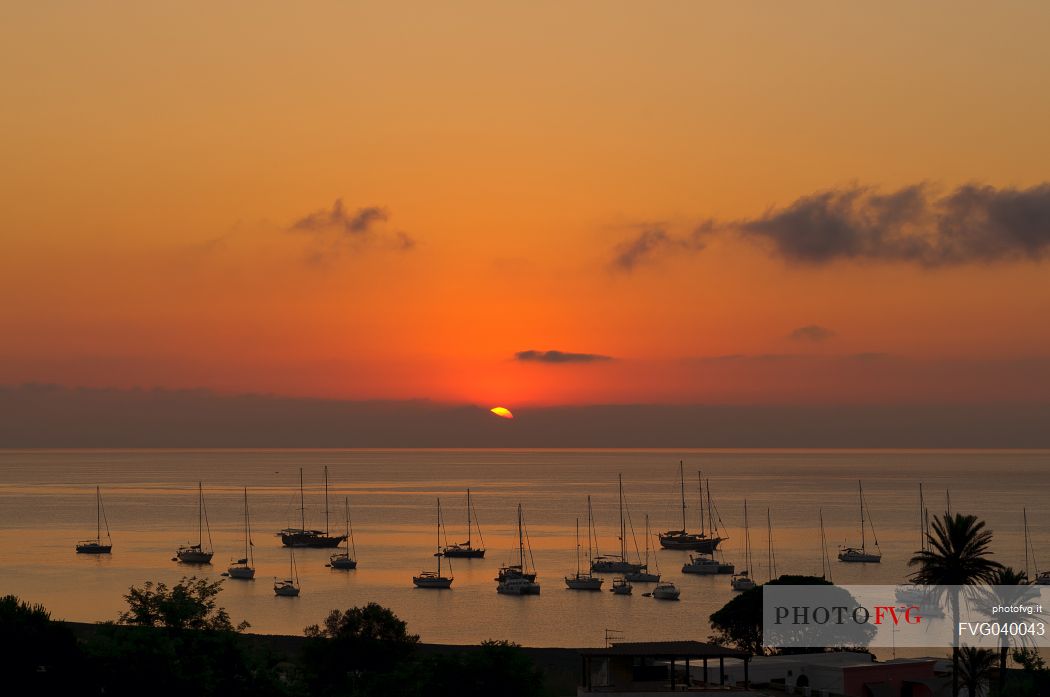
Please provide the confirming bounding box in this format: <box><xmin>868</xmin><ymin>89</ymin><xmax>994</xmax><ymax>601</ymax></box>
<box><xmin>762</xmin><ymin>585</ymin><xmax>1050</xmax><ymax>649</ymax></box>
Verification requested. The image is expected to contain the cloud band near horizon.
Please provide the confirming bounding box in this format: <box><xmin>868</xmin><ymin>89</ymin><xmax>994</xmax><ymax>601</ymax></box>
<box><xmin>515</xmin><ymin>350</ymin><xmax>613</xmax><ymax>364</ymax></box>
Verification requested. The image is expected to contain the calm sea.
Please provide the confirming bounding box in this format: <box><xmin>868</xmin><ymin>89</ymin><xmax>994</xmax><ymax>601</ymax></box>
<box><xmin>1</xmin><ymin>449</ymin><xmax>1047</xmax><ymax>648</ymax></box>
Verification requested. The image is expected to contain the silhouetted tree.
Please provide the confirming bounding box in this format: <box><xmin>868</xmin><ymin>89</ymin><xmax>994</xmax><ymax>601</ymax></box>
<box><xmin>302</xmin><ymin>603</ymin><xmax>420</xmax><ymax>695</ymax></box>
<box><xmin>958</xmin><ymin>646</ymin><xmax>997</xmax><ymax>697</ymax></box>
<box><xmin>909</xmin><ymin>512</ymin><xmax>1003</xmax><ymax>696</ymax></box>
<box><xmin>709</xmin><ymin>575</ymin><xmax>873</xmax><ymax>655</ymax></box>
<box><xmin>984</xmin><ymin>566</ymin><xmax>1032</xmax><ymax>691</ymax></box>
<box><xmin>0</xmin><ymin>595</ymin><xmax>81</xmax><ymax>693</ymax></box>
<box><xmin>119</xmin><ymin>576</ymin><xmax>248</xmax><ymax>631</ymax></box>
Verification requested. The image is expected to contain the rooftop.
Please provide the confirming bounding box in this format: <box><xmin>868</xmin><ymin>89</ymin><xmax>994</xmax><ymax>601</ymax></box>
<box><xmin>580</xmin><ymin>641</ymin><xmax>750</xmax><ymax>660</ymax></box>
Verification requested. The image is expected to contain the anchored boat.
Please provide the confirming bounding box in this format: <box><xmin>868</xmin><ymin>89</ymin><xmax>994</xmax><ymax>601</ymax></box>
<box><xmin>497</xmin><ymin>504</ymin><xmax>540</xmax><ymax>595</ymax></box>
<box><xmin>413</xmin><ymin>498</ymin><xmax>454</xmax><ymax>589</ymax></box>
<box><xmin>838</xmin><ymin>481</ymin><xmax>882</xmax><ymax>563</ymax></box>
<box><xmin>566</xmin><ymin>499</ymin><xmax>604</xmax><ymax>590</ymax></box>
<box><xmin>278</xmin><ymin>466</ymin><xmax>347</xmax><ymax>548</ymax></box>
<box><xmin>75</xmin><ymin>486</ymin><xmax>113</xmax><ymax>554</ymax></box>
<box><xmin>328</xmin><ymin>496</ymin><xmax>359</xmax><ymax>570</ymax></box>
<box><xmin>175</xmin><ymin>481</ymin><xmax>214</xmax><ymax>564</ymax></box>
<box><xmin>226</xmin><ymin>488</ymin><xmax>255</xmax><ymax>579</ymax></box>
<box><xmin>658</xmin><ymin>462</ymin><xmax>723</xmax><ymax>552</ymax></box>
<box><xmin>591</xmin><ymin>474</ymin><xmax>646</xmax><ymax>574</ymax></box>
<box><xmin>441</xmin><ymin>488</ymin><xmax>486</xmax><ymax>558</ymax></box>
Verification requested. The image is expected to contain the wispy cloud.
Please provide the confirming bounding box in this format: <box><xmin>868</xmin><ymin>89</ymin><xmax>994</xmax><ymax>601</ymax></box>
<box><xmin>287</xmin><ymin>199</ymin><xmax>415</xmax><ymax>262</ymax></box>
<box><xmin>611</xmin><ymin>224</ymin><xmax>710</xmax><ymax>271</ymax></box>
<box><xmin>291</xmin><ymin>200</ymin><xmax>389</xmax><ymax>235</ymax></box>
<box><xmin>612</xmin><ymin>183</ymin><xmax>1050</xmax><ymax>269</ymax></box>
<box><xmin>788</xmin><ymin>325</ymin><xmax>835</xmax><ymax>342</ymax></box>
<box><xmin>515</xmin><ymin>350</ymin><xmax>613</xmax><ymax>364</ymax></box>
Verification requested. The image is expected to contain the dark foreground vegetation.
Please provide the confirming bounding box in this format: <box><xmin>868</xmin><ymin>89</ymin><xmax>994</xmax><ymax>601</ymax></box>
<box><xmin>0</xmin><ymin>578</ymin><xmax>553</xmax><ymax>697</ymax></box>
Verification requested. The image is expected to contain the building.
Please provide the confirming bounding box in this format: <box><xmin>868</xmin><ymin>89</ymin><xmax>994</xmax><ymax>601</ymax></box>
<box><xmin>579</xmin><ymin>641</ymin><xmax>764</xmax><ymax>694</ymax></box>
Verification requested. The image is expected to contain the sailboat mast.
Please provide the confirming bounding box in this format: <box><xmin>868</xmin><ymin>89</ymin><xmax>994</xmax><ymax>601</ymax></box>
<box><xmin>706</xmin><ymin>479</ymin><xmax>714</xmax><ymax>539</ymax></box>
<box><xmin>244</xmin><ymin>488</ymin><xmax>249</xmax><ymax>560</ymax></box>
<box><xmin>467</xmin><ymin>489</ymin><xmax>472</xmax><ymax>547</ymax></box>
<box><xmin>518</xmin><ymin>503</ymin><xmax>524</xmax><ymax>569</ymax></box>
<box><xmin>679</xmin><ymin>461</ymin><xmax>686</xmax><ymax>530</ymax></box>
<box><xmin>767</xmin><ymin>508</ymin><xmax>774</xmax><ymax>581</ymax></box>
<box><xmin>436</xmin><ymin>499</ymin><xmax>442</xmax><ymax>575</ymax></box>
<box><xmin>96</xmin><ymin>485</ymin><xmax>101</xmax><ymax>540</ymax></box>
<box><xmin>198</xmin><ymin>481</ymin><xmax>203</xmax><ymax>547</ymax></box>
<box><xmin>1024</xmin><ymin>507</ymin><xmax>1031</xmax><ymax>578</ymax></box>
<box><xmin>820</xmin><ymin>508</ymin><xmax>832</xmax><ymax>582</ymax></box>
<box><xmin>299</xmin><ymin>468</ymin><xmax>305</xmax><ymax>531</ymax></box>
<box><xmin>858</xmin><ymin>481</ymin><xmax>866</xmax><ymax>552</ymax></box>
<box><xmin>743</xmin><ymin>500</ymin><xmax>750</xmax><ymax>572</ymax></box>
<box><xmin>638</xmin><ymin>512</ymin><xmax>646</xmax><ymax>566</ymax></box>
<box><xmin>576</xmin><ymin>517</ymin><xmax>581</xmax><ymax>575</ymax></box>
<box><xmin>587</xmin><ymin>496</ymin><xmax>595</xmax><ymax>565</ymax></box>
<box><xmin>918</xmin><ymin>482</ymin><xmax>925</xmax><ymax>553</ymax></box>
<box><xmin>698</xmin><ymin>471</ymin><xmax>705</xmax><ymax>536</ymax></box>
<box><xmin>618</xmin><ymin>474</ymin><xmax>626</xmax><ymax>560</ymax></box>
<box><xmin>345</xmin><ymin>497</ymin><xmax>350</xmax><ymax>554</ymax></box>
<box><xmin>324</xmin><ymin>466</ymin><xmax>330</xmax><ymax>535</ymax></box>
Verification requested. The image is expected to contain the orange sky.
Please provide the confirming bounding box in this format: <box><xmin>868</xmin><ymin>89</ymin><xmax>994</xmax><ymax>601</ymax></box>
<box><xmin>2</xmin><ymin>2</ymin><xmax>1050</xmax><ymax>406</ymax></box>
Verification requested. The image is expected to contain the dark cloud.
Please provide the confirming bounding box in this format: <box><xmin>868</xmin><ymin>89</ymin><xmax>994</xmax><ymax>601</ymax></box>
<box><xmin>615</xmin><ymin>183</ymin><xmax>1050</xmax><ymax>269</ymax></box>
<box><xmin>789</xmin><ymin>325</ymin><xmax>835</xmax><ymax>342</ymax></box>
<box><xmin>515</xmin><ymin>350</ymin><xmax>613</xmax><ymax>364</ymax></box>
<box><xmin>290</xmin><ymin>199</ymin><xmax>389</xmax><ymax>235</ymax></box>
<box><xmin>611</xmin><ymin>224</ymin><xmax>709</xmax><ymax>271</ymax></box>
<box><xmin>287</xmin><ymin>199</ymin><xmax>413</xmax><ymax>262</ymax></box>
<box><xmin>742</xmin><ymin>183</ymin><xmax>1050</xmax><ymax>266</ymax></box>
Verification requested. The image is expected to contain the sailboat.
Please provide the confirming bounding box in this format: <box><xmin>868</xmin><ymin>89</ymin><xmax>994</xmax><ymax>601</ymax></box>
<box><xmin>683</xmin><ymin>481</ymin><xmax>734</xmax><ymax>574</ymax></box>
<box><xmin>659</xmin><ymin>462</ymin><xmax>723</xmax><ymax>552</ymax></box>
<box><xmin>1023</xmin><ymin>508</ymin><xmax>1050</xmax><ymax>585</ymax></box>
<box><xmin>175</xmin><ymin>482</ymin><xmax>214</xmax><ymax>564</ymax></box>
<box><xmin>566</xmin><ymin>499</ymin><xmax>603</xmax><ymax>590</ymax></box>
<box><xmin>838</xmin><ymin>481</ymin><xmax>882</xmax><ymax>563</ymax></box>
<box><xmin>497</xmin><ymin>504</ymin><xmax>541</xmax><ymax>595</ymax></box>
<box><xmin>274</xmin><ymin>547</ymin><xmax>301</xmax><ymax>596</ymax></box>
<box><xmin>625</xmin><ymin>515</ymin><xmax>660</xmax><ymax>582</ymax></box>
<box><xmin>413</xmin><ymin>499</ymin><xmax>454</xmax><ymax>588</ymax></box>
<box><xmin>279</xmin><ymin>466</ymin><xmax>347</xmax><ymax>548</ymax></box>
<box><xmin>328</xmin><ymin>497</ymin><xmax>358</xmax><ymax>570</ymax></box>
<box><xmin>226</xmin><ymin>488</ymin><xmax>255</xmax><ymax>579</ymax></box>
<box><xmin>819</xmin><ymin>508</ymin><xmax>833</xmax><ymax>582</ymax></box>
<box><xmin>591</xmin><ymin>474</ymin><xmax>646</xmax><ymax>573</ymax></box>
<box><xmin>730</xmin><ymin>500</ymin><xmax>756</xmax><ymax>591</ymax></box>
<box><xmin>76</xmin><ymin>486</ymin><xmax>113</xmax><ymax>554</ymax></box>
<box><xmin>441</xmin><ymin>488</ymin><xmax>486</xmax><ymax>558</ymax></box>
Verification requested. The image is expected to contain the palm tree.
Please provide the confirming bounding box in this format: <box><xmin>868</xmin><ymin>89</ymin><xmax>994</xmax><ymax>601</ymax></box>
<box><xmin>958</xmin><ymin>646</ymin><xmax>997</xmax><ymax>697</ymax></box>
<box><xmin>986</xmin><ymin>567</ymin><xmax>1030</xmax><ymax>692</ymax></box>
<box><xmin>909</xmin><ymin>512</ymin><xmax>1003</xmax><ymax>697</ymax></box>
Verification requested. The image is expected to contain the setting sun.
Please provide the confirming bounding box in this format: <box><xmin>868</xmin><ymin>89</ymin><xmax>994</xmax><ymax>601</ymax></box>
<box><xmin>490</xmin><ymin>407</ymin><xmax>514</xmax><ymax>419</ymax></box>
